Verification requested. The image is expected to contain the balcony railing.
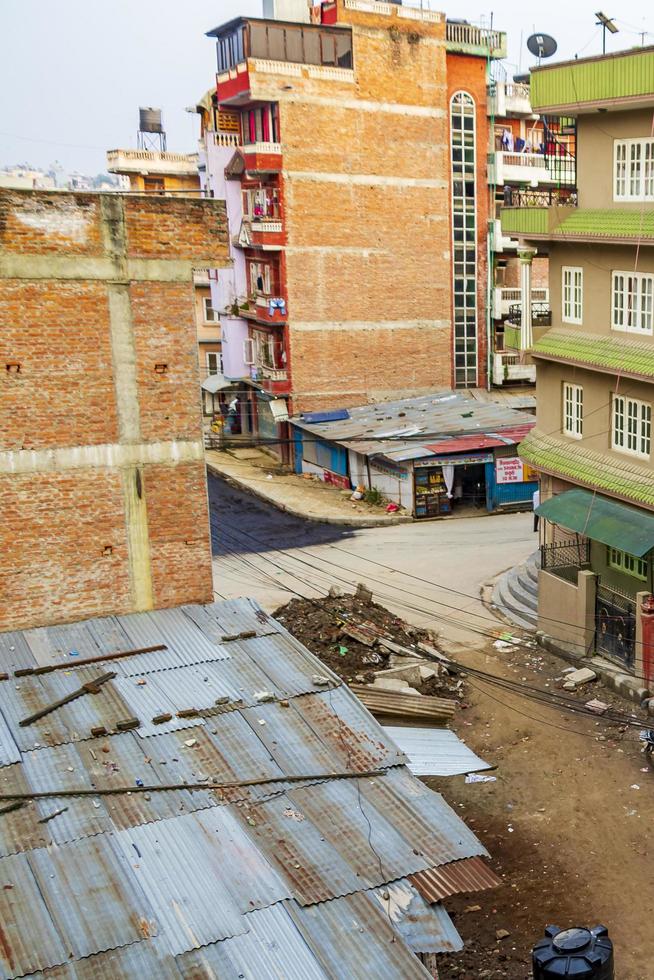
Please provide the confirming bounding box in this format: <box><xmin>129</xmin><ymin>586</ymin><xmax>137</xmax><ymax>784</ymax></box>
<box><xmin>541</xmin><ymin>539</ymin><xmax>591</xmax><ymax>584</ymax></box>
<box><xmin>490</xmin><ymin>151</ymin><xmax>576</xmax><ymax>188</ymax></box>
<box><xmin>506</xmin><ymin>302</ymin><xmax>552</xmax><ymax>327</ymax></box>
<box><xmin>503</xmin><ymin>186</ymin><xmax>577</xmax><ymax>208</ymax></box>
<box><xmin>488</xmin><ymin>81</ymin><xmax>533</xmax><ymax>117</ymax></box>
<box><xmin>492</xmin><ymin>351</ymin><xmax>536</xmax><ymax>385</ymax></box>
<box><xmin>106</xmin><ymin>149</ymin><xmax>199</xmax><ymax>175</ymax></box>
<box><xmin>446</xmin><ymin>21</ymin><xmax>506</xmax><ymax>55</ymax></box>
<box><xmin>493</xmin><ymin>287</ymin><xmax>549</xmax><ymax>319</ymax></box>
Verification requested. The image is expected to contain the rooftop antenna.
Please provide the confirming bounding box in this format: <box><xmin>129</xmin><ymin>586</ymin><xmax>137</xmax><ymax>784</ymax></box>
<box><xmin>137</xmin><ymin>107</ymin><xmax>167</xmax><ymax>152</ymax></box>
<box><xmin>526</xmin><ymin>32</ymin><xmax>558</xmax><ymax>66</ymax></box>
<box><xmin>595</xmin><ymin>12</ymin><xmax>618</xmax><ymax>54</ymax></box>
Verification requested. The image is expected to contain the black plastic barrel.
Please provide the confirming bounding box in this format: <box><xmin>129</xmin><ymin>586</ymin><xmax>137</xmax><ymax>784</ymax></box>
<box><xmin>532</xmin><ymin>925</ymin><xmax>614</xmax><ymax>979</ymax></box>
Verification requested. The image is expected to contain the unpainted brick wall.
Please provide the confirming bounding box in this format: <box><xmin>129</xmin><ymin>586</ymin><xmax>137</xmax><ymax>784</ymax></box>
<box><xmin>0</xmin><ymin>190</ymin><xmax>227</xmax><ymax>632</ymax></box>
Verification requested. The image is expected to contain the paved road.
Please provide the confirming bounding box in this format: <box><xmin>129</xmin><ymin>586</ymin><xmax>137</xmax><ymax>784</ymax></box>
<box><xmin>209</xmin><ymin>472</ymin><xmax>536</xmax><ymax>652</ymax></box>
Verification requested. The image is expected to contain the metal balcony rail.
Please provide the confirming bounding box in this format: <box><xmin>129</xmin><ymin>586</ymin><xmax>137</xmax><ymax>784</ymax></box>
<box><xmin>507</xmin><ymin>302</ymin><xmax>552</xmax><ymax>327</ymax></box>
<box><xmin>503</xmin><ymin>186</ymin><xmax>578</xmax><ymax>208</ymax></box>
<box><xmin>541</xmin><ymin>539</ymin><xmax>590</xmax><ymax>583</ymax></box>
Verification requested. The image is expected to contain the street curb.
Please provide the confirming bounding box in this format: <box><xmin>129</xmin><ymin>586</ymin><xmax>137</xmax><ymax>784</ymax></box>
<box><xmin>538</xmin><ymin>632</ymin><xmax>651</xmax><ymax>706</ymax></box>
<box><xmin>205</xmin><ymin>462</ymin><xmax>413</xmax><ymax>528</ymax></box>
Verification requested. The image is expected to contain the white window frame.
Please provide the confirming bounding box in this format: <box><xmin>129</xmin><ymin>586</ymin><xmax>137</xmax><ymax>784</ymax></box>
<box><xmin>607</xmin><ymin>546</ymin><xmax>648</xmax><ymax>581</ymax></box>
<box><xmin>611</xmin><ymin>271</ymin><xmax>654</xmax><ymax>334</ymax></box>
<box><xmin>243</xmin><ymin>337</ymin><xmax>255</xmax><ymax>365</ymax></box>
<box><xmin>612</xmin><ymin>394</ymin><xmax>652</xmax><ymax>459</ymax></box>
<box><xmin>562</xmin><ymin>266</ymin><xmax>583</xmax><ymax>324</ymax></box>
<box><xmin>614</xmin><ymin>138</ymin><xmax>654</xmax><ymax>201</ymax></box>
<box><xmin>206</xmin><ymin>351</ymin><xmax>222</xmax><ymax>375</ymax></box>
<box><xmin>249</xmin><ymin>262</ymin><xmax>271</xmax><ymax>296</ymax></box>
<box><xmin>202</xmin><ymin>296</ymin><xmax>218</xmax><ymax>323</ymax></box>
<box><xmin>562</xmin><ymin>382</ymin><xmax>583</xmax><ymax>439</ymax></box>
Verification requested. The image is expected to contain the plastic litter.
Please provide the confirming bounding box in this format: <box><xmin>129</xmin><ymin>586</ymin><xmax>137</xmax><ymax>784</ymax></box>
<box><xmin>465</xmin><ymin>773</ymin><xmax>497</xmax><ymax>784</ymax></box>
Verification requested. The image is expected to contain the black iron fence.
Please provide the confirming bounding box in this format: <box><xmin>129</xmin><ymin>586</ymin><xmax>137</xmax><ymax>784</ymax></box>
<box><xmin>503</xmin><ymin>186</ymin><xmax>578</xmax><ymax>208</ymax></box>
<box><xmin>541</xmin><ymin>539</ymin><xmax>591</xmax><ymax>583</ymax></box>
<box><xmin>507</xmin><ymin>302</ymin><xmax>552</xmax><ymax>327</ymax></box>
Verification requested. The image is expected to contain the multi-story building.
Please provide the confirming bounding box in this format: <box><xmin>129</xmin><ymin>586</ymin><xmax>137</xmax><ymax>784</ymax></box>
<box><xmin>198</xmin><ymin>1</ymin><xmax>507</xmax><ymax>440</ymax></box>
<box><xmin>503</xmin><ymin>45</ymin><xmax>654</xmax><ymax>683</ymax></box>
<box><xmin>488</xmin><ymin>75</ymin><xmax>576</xmax><ymax>387</ymax></box>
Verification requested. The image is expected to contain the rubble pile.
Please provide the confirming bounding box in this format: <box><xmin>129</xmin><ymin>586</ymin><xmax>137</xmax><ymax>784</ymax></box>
<box><xmin>274</xmin><ymin>585</ymin><xmax>464</xmax><ymax>699</ymax></box>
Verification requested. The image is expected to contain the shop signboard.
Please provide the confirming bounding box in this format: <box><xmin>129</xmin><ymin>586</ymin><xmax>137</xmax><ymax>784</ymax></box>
<box><xmin>496</xmin><ymin>456</ymin><xmax>536</xmax><ymax>484</ymax></box>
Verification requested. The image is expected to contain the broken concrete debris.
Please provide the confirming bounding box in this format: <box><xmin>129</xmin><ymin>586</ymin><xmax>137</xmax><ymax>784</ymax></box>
<box><xmin>562</xmin><ymin>667</ymin><xmax>597</xmax><ymax>690</ymax></box>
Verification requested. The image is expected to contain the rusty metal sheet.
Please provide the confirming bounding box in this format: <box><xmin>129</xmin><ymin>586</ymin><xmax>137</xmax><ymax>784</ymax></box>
<box><xmin>0</xmin><ymin>710</ymin><xmax>21</xmax><ymax>769</ymax></box>
<box><xmin>186</xmin><ymin>598</ymin><xmax>279</xmax><ymax>639</ymax></box>
<box><xmin>0</xmin><ymin>764</ymin><xmax>48</xmax><ymax>857</ymax></box>
<box><xmin>20</xmin><ymin>741</ymin><xmax>110</xmax><ymax>844</ymax></box>
<box><xmin>0</xmin><ymin>850</ymin><xmax>70</xmax><ymax>976</ymax></box>
<box><xmin>28</xmin><ymin>834</ymin><xmax>157</xmax><ymax>959</ymax></box>
<box><xmin>0</xmin><ymin>630</ymin><xmax>37</xmax><ymax>672</ymax></box>
<box><xmin>235</xmin><ymin>792</ymin><xmax>363</xmax><ymax>906</ymax></box>
<box><xmin>178</xmin><ymin>904</ymin><xmax>328</xmax><ymax>980</ymax></box>
<box><xmin>410</xmin><ymin>856</ymin><xmax>502</xmax><ymax>903</ymax></box>
<box><xmin>286</xmin><ymin>891</ymin><xmax>432</xmax><ymax>979</ymax></box>
<box><xmin>114</xmin><ymin>808</ymin><xmax>288</xmax><ymax>956</ymax></box>
<box><xmin>293</xmin><ymin>687</ymin><xmax>406</xmax><ymax>771</ymax></box>
<box><xmin>111</xmin><ymin>675</ymin><xmax>205</xmax><ymax>739</ymax></box>
<box><xmin>50</xmin><ymin>936</ymin><xmax>181</xmax><ymax>980</ymax></box>
<box><xmin>230</xmin><ymin>633</ymin><xmax>339</xmax><ymax>699</ymax></box>
<box><xmin>355</xmin><ymin>767</ymin><xmax>488</xmax><ymax>867</ymax></box>
<box><xmin>367</xmin><ymin>879</ymin><xmax>463</xmax><ymax>953</ymax></box>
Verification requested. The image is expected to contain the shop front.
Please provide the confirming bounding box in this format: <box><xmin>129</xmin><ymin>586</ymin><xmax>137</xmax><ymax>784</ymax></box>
<box><xmin>413</xmin><ymin>453</ymin><xmax>493</xmax><ymax>518</ymax></box>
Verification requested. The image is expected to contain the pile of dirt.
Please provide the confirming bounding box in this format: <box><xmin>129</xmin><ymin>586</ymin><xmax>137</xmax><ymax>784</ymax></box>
<box><xmin>273</xmin><ymin>587</ymin><xmax>451</xmax><ymax>690</ymax></box>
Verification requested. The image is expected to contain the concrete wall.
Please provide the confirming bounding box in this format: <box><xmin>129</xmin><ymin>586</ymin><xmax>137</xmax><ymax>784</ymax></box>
<box><xmin>534</xmin><ymin>359</ymin><xmax>654</xmax><ymax>468</ymax></box>
<box><xmin>0</xmin><ymin>189</ymin><xmax>229</xmax><ymax>632</ymax></box>
<box><xmin>538</xmin><ymin>568</ymin><xmax>596</xmax><ymax>657</ymax></box>
<box><xmin>577</xmin><ymin>109</ymin><xmax>654</xmax><ymax>210</ymax></box>
<box><xmin>548</xmin><ymin>242</ymin><xmax>654</xmax><ymax>339</ymax></box>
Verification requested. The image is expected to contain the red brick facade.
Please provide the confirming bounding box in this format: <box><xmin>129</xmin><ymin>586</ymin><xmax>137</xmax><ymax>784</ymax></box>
<box><xmin>0</xmin><ymin>190</ymin><xmax>229</xmax><ymax>632</ymax></box>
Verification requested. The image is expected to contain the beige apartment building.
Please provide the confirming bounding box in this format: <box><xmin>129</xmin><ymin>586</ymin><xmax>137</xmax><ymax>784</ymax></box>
<box><xmin>502</xmin><ymin>46</ymin><xmax>654</xmax><ymax>684</ymax></box>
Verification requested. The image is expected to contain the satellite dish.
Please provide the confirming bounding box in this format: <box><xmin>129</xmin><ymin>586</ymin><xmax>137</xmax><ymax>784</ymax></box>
<box><xmin>527</xmin><ymin>33</ymin><xmax>558</xmax><ymax>63</ymax></box>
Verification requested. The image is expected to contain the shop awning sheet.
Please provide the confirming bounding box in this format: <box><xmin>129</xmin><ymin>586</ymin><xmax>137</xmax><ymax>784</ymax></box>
<box><xmin>536</xmin><ymin>488</ymin><xmax>654</xmax><ymax>557</ymax></box>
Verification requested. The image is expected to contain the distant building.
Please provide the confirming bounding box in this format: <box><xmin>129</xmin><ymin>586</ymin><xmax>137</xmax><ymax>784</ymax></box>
<box><xmin>503</xmin><ymin>45</ymin><xmax>654</xmax><ymax>683</ymax></box>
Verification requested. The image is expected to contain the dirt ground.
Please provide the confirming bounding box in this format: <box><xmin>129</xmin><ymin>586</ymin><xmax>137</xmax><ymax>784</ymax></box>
<box><xmin>435</xmin><ymin>636</ymin><xmax>653</xmax><ymax>980</ymax></box>
<box><xmin>276</xmin><ymin>592</ymin><xmax>653</xmax><ymax>979</ymax></box>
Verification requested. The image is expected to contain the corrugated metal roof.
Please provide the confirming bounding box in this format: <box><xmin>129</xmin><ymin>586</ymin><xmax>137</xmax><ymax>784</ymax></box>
<box><xmin>291</xmin><ymin>390</ymin><xmax>536</xmax><ymax>461</ymax></box>
<box><xmin>286</xmin><ymin>891</ymin><xmax>433</xmax><ymax>978</ymax></box>
<box><xmin>424</xmin><ymin>425</ymin><xmax>533</xmax><ymax>455</ymax></box>
<box><xmin>178</xmin><ymin>903</ymin><xmax>329</xmax><ymax>980</ymax></box>
<box><xmin>0</xmin><ymin>598</ymin><xmax>490</xmax><ymax>977</ymax></box>
<box><xmin>28</xmin><ymin>834</ymin><xmax>157</xmax><ymax>960</ymax></box>
<box><xmin>367</xmin><ymin>879</ymin><xmax>463</xmax><ymax>953</ymax></box>
<box><xmin>349</xmin><ymin>684</ymin><xmax>456</xmax><ymax>724</ymax></box>
<box><xmin>382</xmin><ymin>726</ymin><xmax>493</xmax><ymax>777</ymax></box>
<box><xmin>410</xmin><ymin>856</ymin><xmax>503</xmax><ymax>903</ymax></box>
<box><xmin>114</xmin><ymin>808</ymin><xmax>290</xmax><ymax>955</ymax></box>
<box><xmin>0</xmin><ymin>631</ymin><xmax>37</xmax><ymax>671</ymax></box>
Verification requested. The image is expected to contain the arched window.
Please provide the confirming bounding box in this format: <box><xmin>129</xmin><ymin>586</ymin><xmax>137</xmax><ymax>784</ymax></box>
<box><xmin>450</xmin><ymin>92</ymin><xmax>478</xmax><ymax>388</ymax></box>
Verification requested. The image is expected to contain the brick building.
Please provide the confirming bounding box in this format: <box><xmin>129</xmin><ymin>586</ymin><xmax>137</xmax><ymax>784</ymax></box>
<box><xmin>0</xmin><ymin>189</ymin><xmax>229</xmax><ymax>632</ymax></box>
<box><xmin>199</xmin><ymin>1</ymin><xmax>506</xmax><ymax>426</ymax></box>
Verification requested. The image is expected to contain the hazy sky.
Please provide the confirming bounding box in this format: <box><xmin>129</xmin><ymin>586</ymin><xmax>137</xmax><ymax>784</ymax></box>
<box><xmin>1</xmin><ymin>0</ymin><xmax>651</xmax><ymax>175</ymax></box>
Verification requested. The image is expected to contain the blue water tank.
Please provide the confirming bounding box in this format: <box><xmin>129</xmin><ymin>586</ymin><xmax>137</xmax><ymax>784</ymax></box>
<box><xmin>532</xmin><ymin>925</ymin><xmax>614</xmax><ymax>978</ymax></box>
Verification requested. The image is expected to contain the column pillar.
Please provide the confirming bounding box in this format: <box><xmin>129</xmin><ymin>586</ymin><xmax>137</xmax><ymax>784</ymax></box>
<box><xmin>517</xmin><ymin>246</ymin><xmax>537</xmax><ymax>351</ymax></box>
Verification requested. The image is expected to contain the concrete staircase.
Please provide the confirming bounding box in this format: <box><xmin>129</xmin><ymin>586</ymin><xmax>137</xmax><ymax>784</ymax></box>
<box><xmin>491</xmin><ymin>551</ymin><xmax>539</xmax><ymax>631</ymax></box>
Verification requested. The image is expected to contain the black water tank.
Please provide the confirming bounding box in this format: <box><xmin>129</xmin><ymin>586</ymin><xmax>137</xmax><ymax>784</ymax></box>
<box><xmin>532</xmin><ymin>925</ymin><xmax>614</xmax><ymax>979</ymax></box>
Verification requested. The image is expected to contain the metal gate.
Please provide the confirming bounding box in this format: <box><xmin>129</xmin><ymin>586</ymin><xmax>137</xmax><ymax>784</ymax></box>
<box><xmin>595</xmin><ymin>584</ymin><xmax>636</xmax><ymax>668</ymax></box>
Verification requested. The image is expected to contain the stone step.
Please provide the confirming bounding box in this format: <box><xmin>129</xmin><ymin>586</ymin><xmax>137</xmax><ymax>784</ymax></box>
<box><xmin>519</xmin><ymin>565</ymin><xmax>538</xmax><ymax>598</ymax></box>
<box><xmin>523</xmin><ymin>552</ymin><xmax>540</xmax><ymax>584</ymax></box>
<box><xmin>491</xmin><ymin>575</ymin><xmax>538</xmax><ymax>632</ymax></box>
<box><xmin>506</xmin><ymin>567</ymin><xmax>538</xmax><ymax>613</ymax></box>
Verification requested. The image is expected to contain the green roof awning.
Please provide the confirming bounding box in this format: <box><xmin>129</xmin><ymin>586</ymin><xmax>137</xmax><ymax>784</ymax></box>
<box><xmin>537</xmin><ymin>488</ymin><xmax>654</xmax><ymax>557</ymax></box>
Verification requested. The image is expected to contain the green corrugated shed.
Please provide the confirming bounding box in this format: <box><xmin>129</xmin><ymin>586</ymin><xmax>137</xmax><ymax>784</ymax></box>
<box><xmin>519</xmin><ymin>429</ymin><xmax>654</xmax><ymax>507</ymax></box>
<box><xmin>500</xmin><ymin>207</ymin><xmax>654</xmax><ymax>241</ymax></box>
<box><xmin>531</xmin><ymin>48</ymin><xmax>654</xmax><ymax>111</ymax></box>
<box><xmin>532</xmin><ymin>328</ymin><xmax>654</xmax><ymax>379</ymax></box>
<box><xmin>536</xmin><ymin>488</ymin><xmax>654</xmax><ymax>556</ymax></box>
